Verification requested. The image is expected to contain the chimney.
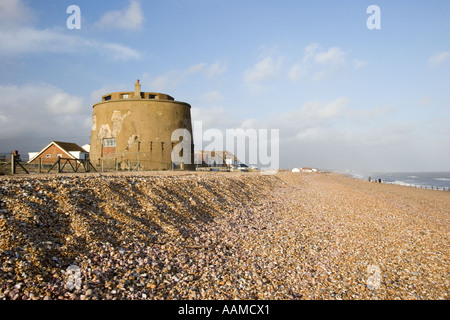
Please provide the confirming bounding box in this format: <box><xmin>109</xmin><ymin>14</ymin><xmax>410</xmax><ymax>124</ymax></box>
<box><xmin>134</xmin><ymin>79</ymin><xmax>141</xmax><ymax>99</ymax></box>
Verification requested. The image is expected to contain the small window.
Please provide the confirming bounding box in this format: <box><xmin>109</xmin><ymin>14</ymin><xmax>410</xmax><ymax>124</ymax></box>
<box><xmin>57</xmin><ymin>154</ymin><xmax>63</xmax><ymax>158</ymax></box>
<box><xmin>122</xmin><ymin>94</ymin><xmax>129</xmax><ymax>99</ymax></box>
<box><xmin>149</xmin><ymin>94</ymin><xmax>156</xmax><ymax>99</ymax></box>
<box><xmin>46</xmin><ymin>154</ymin><xmax>51</xmax><ymax>158</ymax></box>
<box><xmin>103</xmin><ymin>138</ymin><xmax>116</xmax><ymax>147</ymax></box>
<box><xmin>104</xmin><ymin>95</ymin><xmax>112</xmax><ymax>101</ymax></box>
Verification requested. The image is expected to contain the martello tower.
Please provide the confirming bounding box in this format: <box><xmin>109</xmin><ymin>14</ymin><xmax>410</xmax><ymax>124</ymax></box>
<box><xmin>90</xmin><ymin>80</ymin><xmax>194</xmax><ymax>171</ymax></box>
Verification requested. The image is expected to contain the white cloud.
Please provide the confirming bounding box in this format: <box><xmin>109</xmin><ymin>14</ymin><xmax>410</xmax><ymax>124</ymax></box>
<box><xmin>244</xmin><ymin>56</ymin><xmax>283</xmax><ymax>84</ymax></box>
<box><xmin>142</xmin><ymin>61</ymin><xmax>228</xmax><ymax>91</ymax></box>
<box><xmin>0</xmin><ymin>27</ymin><xmax>141</xmax><ymax>60</ymax></box>
<box><xmin>142</xmin><ymin>71</ymin><xmax>181</xmax><ymax>92</ymax></box>
<box><xmin>0</xmin><ymin>84</ymin><xmax>84</xmax><ymax>117</ymax></box>
<box><xmin>176</xmin><ymin>95</ymin><xmax>448</xmax><ymax>171</ymax></box>
<box><xmin>95</xmin><ymin>0</ymin><xmax>145</xmax><ymax>30</ymax></box>
<box><xmin>289</xmin><ymin>43</ymin><xmax>360</xmax><ymax>81</ymax></box>
<box><xmin>233</xmin><ymin>99</ymin><xmax>447</xmax><ymax>171</ymax></box>
<box><xmin>0</xmin><ymin>0</ymin><xmax>141</xmax><ymax>60</ymax></box>
<box><xmin>0</xmin><ymin>84</ymin><xmax>89</xmax><ymax>153</ymax></box>
<box><xmin>314</xmin><ymin>47</ymin><xmax>347</xmax><ymax>66</ymax></box>
<box><xmin>46</xmin><ymin>92</ymin><xmax>84</xmax><ymax>114</ymax></box>
<box><xmin>205</xmin><ymin>61</ymin><xmax>228</xmax><ymax>77</ymax></box>
<box><xmin>353</xmin><ymin>59</ymin><xmax>368</xmax><ymax>69</ymax></box>
<box><xmin>428</xmin><ymin>52</ymin><xmax>450</xmax><ymax>67</ymax></box>
<box><xmin>0</xmin><ymin>0</ymin><xmax>35</xmax><ymax>29</ymax></box>
<box><xmin>303</xmin><ymin>43</ymin><xmax>320</xmax><ymax>62</ymax></box>
<box><xmin>149</xmin><ymin>74</ymin><xmax>173</xmax><ymax>92</ymax></box>
<box><xmin>187</xmin><ymin>63</ymin><xmax>208</xmax><ymax>74</ymax></box>
<box><xmin>185</xmin><ymin>61</ymin><xmax>228</xmax><ymax>77</ymax></box>
<box><xmin>101</xmin><ymin>42</ymin><xmax>141</xmax><ymax>60</ymax></box>
<box><xmin>288</xmin><ymin>63</ymin><xmax>308</xmax><ymax>81</ymax></box>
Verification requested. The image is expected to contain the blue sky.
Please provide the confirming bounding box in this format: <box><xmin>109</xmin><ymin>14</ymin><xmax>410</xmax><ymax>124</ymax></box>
<box><xmin>0</xmin><ymin>0</ymin><xmax>449</xmax><ymax>171</ymax></box>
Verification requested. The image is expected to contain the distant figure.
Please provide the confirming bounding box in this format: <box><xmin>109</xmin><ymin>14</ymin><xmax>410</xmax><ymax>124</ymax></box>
<box><xmin>13</xmin><ymin>150</ymin><xmax>21</xmax><ymax>162</ymax></box>
<box><xmin>378</xmin><ymin>179</ymin><xmax>382</xmax><ymax>183</ymax></box>
<box><xmin>368</xmin><ymin>176</ymin><xmax>371</xmax><ymax>182</ymax></box>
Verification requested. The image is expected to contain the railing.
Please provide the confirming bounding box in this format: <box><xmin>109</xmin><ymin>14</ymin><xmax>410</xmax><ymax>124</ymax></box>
<box><xmin>196</xmin><ymin>166</ymin><xmax>231</xmax><ymax>172</ymax></box>
<box><xmin>96</xmin><ymin>158</ymin><xmax>172</xmax><ymax>172</ymax></box>
<box><xmin>46</xmin><ymin>157</ymin><xmax>97</xmax><ymax>173</ymax></box>
<box><xmin>0</xmin><ymin>153</ymin><xmax>29</xmax><ymax>175</ymax></box>
<box><xmin>369</xmin><ymin>178</ymin><xmax>450</xmax><ymax>191</ymax></box>
<box><xmin>384</xmin><ymin>181</ymin><xmax>450</xmax><ymax>191</ymax></box>
<box><xmin>0</xmin><ymin>154</ymin><xmax>97</xmax><ymax>175</ymax></box>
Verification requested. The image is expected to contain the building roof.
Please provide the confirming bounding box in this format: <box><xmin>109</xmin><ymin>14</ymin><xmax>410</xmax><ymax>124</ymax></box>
<box><xmin>28</xmin><ymin>141</ymin><xmax>87</xmax><ymax>163</ymax></box>
<box><xmin>53</xmin><ymin>141</ymin><xmax>87</xmax><ymax>153</ymax></box>
<box><xmin>195</xmin><ymin>150</ymin><xmax>240</xmax><ymax>162</ymax></box>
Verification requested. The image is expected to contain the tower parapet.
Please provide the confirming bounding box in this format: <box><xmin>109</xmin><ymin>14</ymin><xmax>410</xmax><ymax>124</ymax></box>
<box><xmin>90</xmin><ymin>81</ymin><xmax>194</xmax><ymax>171</ymax></box>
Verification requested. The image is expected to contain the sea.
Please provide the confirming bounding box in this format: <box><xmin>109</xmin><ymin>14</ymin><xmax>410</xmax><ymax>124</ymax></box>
<box><xmin>341</xmin><ymin>171</ymin><xmax>450</xmax><ymax>191</ymax></box>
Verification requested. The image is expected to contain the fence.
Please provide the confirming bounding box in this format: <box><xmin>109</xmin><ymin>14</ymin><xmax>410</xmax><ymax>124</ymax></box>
<box><xmin>370</xmin><ymin>178</ymin><xmax>450</xmax><ymax>192</ymax></box>
<box><xmin>196</xmin><ymin>166</ymin><xmax>231</xmax><ymax>172</ymax></box>
<box><xmin>96</xmin><ymin>157</ymin><xmax>172</xmax><ymax>172</ymax></box>
<box><xmin>46</xmin><ymin>157</ymin><xmax>97</xmax><ymax>174</ymax></box>
<box><xmin>1</xmin><ymin>152</ymin><xmax>243</xmax><ymax>175</ymax></box>
<box><xmin>0</xmin><ymin>154</ymin><xmax>96</xmax><ymax>175</ymax></box>
<box><xmin>0</xmin><ymin>153</ymin><xmax>30</xmax><ymax>175</ymax></box>
<box><xmin>384</xmin><ymin>181</ymin><xmax>450</xmax><ymax>192</ymax></box>
<box><xmin>94</xmin><ymin>150</ymin><xmax>196</xmax><ymax>172</ymax></box>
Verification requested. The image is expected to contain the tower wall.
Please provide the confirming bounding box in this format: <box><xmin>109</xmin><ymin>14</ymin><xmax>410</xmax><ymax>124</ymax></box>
<box><xmin>90</xmin><ymin>84</ymin><xmax>194</xmax><ymax>171</ymax></box>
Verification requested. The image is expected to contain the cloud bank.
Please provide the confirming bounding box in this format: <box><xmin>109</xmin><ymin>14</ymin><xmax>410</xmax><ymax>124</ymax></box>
<box><xmin>95</xmin><ymin>0</ymin><xmax>145</xmax><ymax>30</ymax></box>
<box><xmin>0</xmin><ymin>0</ymin><xmax>141</xmax><ymax>60</ymax></box>
<box><xmin>0</xmin><ymin>84</ymin><xmax>91</xmax><ymax>155</ymax></box>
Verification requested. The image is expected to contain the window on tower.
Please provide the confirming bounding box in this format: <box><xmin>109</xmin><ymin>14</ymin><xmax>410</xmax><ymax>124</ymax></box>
<box><xmin>103</xmin><ymin>138</ymin><xmax>116</xmax><ymax>147</ymax></box>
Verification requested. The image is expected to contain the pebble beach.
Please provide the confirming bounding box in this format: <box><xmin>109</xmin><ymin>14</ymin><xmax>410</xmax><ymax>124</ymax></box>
<box><xmin>0</xmin><ymin>171</ymin><xmax>448</xmax><ymax>300</ymax></box>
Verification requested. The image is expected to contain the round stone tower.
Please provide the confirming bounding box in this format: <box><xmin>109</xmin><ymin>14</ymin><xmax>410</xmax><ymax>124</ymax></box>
<box><xmin>90</xmin><ymin>80</ymin><xmax>194</xmax><ymax>171</ymax></box>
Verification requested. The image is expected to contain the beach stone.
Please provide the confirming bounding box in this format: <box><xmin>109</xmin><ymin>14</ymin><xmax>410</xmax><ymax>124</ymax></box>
<box><xmin>0</xmin><ymin>171</ymin><xmax>448</xmax><ymax>300</ymax></box>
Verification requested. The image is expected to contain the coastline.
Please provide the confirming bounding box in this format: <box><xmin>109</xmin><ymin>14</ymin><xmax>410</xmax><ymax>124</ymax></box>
<box><xmin>0</xmin><ymin>171</ymin><xmax>448</xmax><ymax>300</ymax></box>
<box><xmin>339</xmin><ymin>170</ymin><xmax>450</xmax><ymax>191</ymax></box>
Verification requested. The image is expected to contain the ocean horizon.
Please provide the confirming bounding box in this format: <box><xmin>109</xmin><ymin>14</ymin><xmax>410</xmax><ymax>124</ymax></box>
<box><xmin>341</xmin><ymin>170</ymin><xmax>450</xmax><ymax>190</ymax></box>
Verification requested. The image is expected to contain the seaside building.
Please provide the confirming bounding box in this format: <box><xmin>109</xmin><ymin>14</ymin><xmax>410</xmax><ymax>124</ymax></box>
<box><xmin>195</xmin><ymin>150</ymin><xmax>240</xmax><ymax>168</ymax></box>
<box><xmin>28</xmin><ymin>141</ymin><xmax>89</xmax><ymax>164</ymax></box>
<box><xmin>89</xmin><ymin>80</ymin><xmax>194</xmax><ymax>171</ymax></box>
<box><xmin>291</xmin><ymin>167</ymin><xmax>319</xmax><ymax>173</ymax></box>
<box><xmin>194</xmin><ymin>150</ymin><xmax>251</xmax><ymax>171</ymax></box>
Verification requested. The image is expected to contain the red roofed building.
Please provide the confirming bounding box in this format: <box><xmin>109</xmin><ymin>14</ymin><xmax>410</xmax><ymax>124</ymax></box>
<box><xmin>28</xmin><ymin>141</ymin><xmax>89</xmax><ymax>164</ymax></box>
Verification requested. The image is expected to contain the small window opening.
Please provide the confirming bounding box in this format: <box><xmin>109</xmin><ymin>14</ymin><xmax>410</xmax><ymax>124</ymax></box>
<box><xmin>103</xmin><ymin>138</ymin><xmax>116</xmax><ymax>147</ymax></box>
